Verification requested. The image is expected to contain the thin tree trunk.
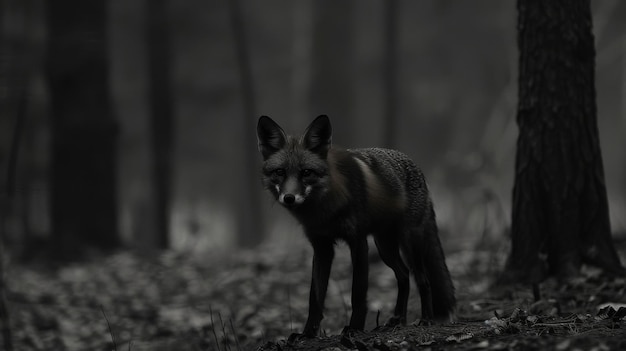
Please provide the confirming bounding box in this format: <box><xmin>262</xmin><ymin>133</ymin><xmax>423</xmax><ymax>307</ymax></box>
<box><xmin>229</xmin><ymin>0</ymin><xmax>263</xmax><ymax>247</ymax></box>
<box><xmin>291</xmin><ymin>0</ymin><xmax>313</xmax><ymax>127</ymax></box>
<box><xmin>310</xmin><ymin>0</ymin><xmax>354</xmax><ymax>144</ymax></box>
<box><xmin>0</xmin><ymin>221</ymin><xmax>12</xmax><ymax>351</ymax></box>
<box><xmin>0</xmin><ymin>2</ymin><xmax>32</xmax><ymax>344</ymax></box>
<box><xmin>47</xmin><ymin>1</ymin><xmax>119</xmax><ymax>256</ymax></box>
<box><xmin>502</xmin><ymin>0</ymin><xmax>625</xmax><ymax>283</ymax></box>
<box><xmin>0</xmin><ymin>91</ymin><xmax>22</xmax><ymax>351</ymax></box>
<box><xmin>147</xmin><ymin>0</ymin><xmax>174</xmax><ymax>249</ymax></box>
<box><xmin>383</xmin><ymin>0</ymin><xmax>398</xmax><ymax>148</ymax></box>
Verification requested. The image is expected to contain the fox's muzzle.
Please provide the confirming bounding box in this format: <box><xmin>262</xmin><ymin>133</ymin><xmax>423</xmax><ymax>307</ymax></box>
<box><xmin>277</xmin><ymin>176</ymin><xmax>308</xmax><ymax>207</ymax></box>
<box><xmin>278</xmin><ymin>192</ymin><xmax>305</xmax><ymax>207</ymax></box>
<box><xmin>283</xmin><ymin>194</ymin><xmax>296</xmax><ymax>205</ymax></box>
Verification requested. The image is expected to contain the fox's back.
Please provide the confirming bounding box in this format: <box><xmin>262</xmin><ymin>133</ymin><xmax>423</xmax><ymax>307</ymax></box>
<box><xmin>346</xmin><ymin>147</ymin><xmax>432</xmax><ymax>223</ymax></box>
<box><xmin>349</xmin><ymin>148</ymin><xmax>425</xmax><ymax>189</ymax></box>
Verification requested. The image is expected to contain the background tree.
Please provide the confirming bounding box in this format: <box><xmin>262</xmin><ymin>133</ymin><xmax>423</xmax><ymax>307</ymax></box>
<box><xmin>229</xmin><ymin>0</ymin><xmax>263</xmax><ymax>247</ymax></box>
<box><xmin>0</xmin><ymin>97</ymin><xmax>23</xmax><ymax>351</ymax></box>
<box><xmin>502</xmin><ymin>0</ymin><xmax>625</xmax><ymax>283</ymax></box>
<box><xmin>147</xmin><ymin>0</ymin><xmax>174</xmax><ymax>249</ymax></box>
<box><xmin>310</xmin><ymin>0</ymin><xmax>354</xmax><ymax>144</ymax></box>
<box><xmin>383</xmin><ymin>0</ymin><xmax>398</xmax><ymax>149</ymax></box>
<box><xmin>46</xmin><ymin>1</ymin><xmax>119</xmax><ymax>257</ymax></box>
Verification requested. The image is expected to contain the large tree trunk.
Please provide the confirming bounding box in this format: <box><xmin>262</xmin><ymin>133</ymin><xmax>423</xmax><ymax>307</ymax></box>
<box><xmin>502</xmin><ymin>0</ymin><xmax>625</xmax><ymax>283</ymax></box>
<box><xmin>46</xmin><ymin>1</ymin><xmax>119</xmax><ymax>257</ymax></box>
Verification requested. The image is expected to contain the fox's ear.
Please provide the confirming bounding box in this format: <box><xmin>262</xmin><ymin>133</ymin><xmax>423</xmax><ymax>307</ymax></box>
<box><xmin>257</xmin><ymin>116</ymin><xmax>287</xmax><ymax>160</ymax></box>
<box><xmin>303</xmin><ymin>115</ymin><xmax>332</xmax><ymax>158</ymax></box>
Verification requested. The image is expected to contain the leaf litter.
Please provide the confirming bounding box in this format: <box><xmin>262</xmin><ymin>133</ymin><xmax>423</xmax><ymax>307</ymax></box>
<box><xmin>3</xmin><ymin>239</ymin><xmax>626</xmax><ymax>350</ymax></box>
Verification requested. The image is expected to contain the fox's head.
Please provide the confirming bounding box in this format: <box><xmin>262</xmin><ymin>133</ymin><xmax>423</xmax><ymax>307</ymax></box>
<box><xmin>257</xmin><ymin>115</ymin><xmax>332</xmax><ymax>209</ymax></box>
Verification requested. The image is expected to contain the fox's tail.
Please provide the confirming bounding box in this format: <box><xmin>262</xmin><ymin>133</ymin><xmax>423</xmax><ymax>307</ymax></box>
<box><xmin>423</xmin><ymin>208</ymin><xmax>456</xmax><ymax>320</ymax></box>
<box><xmin>407</xmin><ymin>206</ymin><xmax>456</xmax><ymax>322</ymax></box>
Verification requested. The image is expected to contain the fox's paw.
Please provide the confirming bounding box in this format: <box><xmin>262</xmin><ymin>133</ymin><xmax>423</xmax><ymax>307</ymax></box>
<box><xmin>413</xmin><ymin>313</ymin><xmax>456</xmax><ymax>327</ymax></box>
<box><xmin>340</xmin><ymin>331</ymin><xmax>368</xmax><ymax>350</ymax></box>
<box><xmin>340</xmin><ymin>325</ymin><xmax>364</xmax><ymax>337</ymax></box>
<box><xmin>384</xmin><ymin>315</ymin><xmax>406</xmax><ymax>327</ymax></box>
<box><xmin>287</xmin><ymin>331</ymin><xmax>315</xmax><ymax>344</ymax></box>
<box><xmin>414</xmin><ymin>318</ymin><xmax>434</xmax><ymax>326</ymax></box>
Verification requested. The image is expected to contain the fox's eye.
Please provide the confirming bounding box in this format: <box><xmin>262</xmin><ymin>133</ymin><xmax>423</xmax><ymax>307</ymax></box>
<box><xmin>301</xmin><ymin>169</ymin><xmax>313</xmax><ymax>177</ymax></box>
<box><xmin>273</xmin><ymin>169</ymin><xmax>285</xmax><ymax>177</ymax></box>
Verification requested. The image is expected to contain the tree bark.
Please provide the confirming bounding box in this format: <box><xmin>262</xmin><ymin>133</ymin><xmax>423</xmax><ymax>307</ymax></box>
<box><xmin>147</xmin><ymin>0</ymin><xmax>174</xmax><ymax>249</ymax></box>
<box><xmin>310</xmin><ymin>0</ymin><xmax>354</xmax><ymax>144</ymax></box>
<box><xmin>383</xmin><ymin>0</ymin><xmax>398</xmax><ymax>149</ymax></box>
<box><xmin>229</xmin><ymin>0</ymin><xmax>264</xmax><ymax>247</ymax></box>
<box><xmin>0</xmin><ymin>87</ymin><xmax>21</xmax><ymax>351</ymax></box>
<box><xmin>502</xmin><ymin>0</ymin><xmax>625</xmax><ymax>282</ymax></box>
<box><xmin>46</xmin><ymin>1</ymin><xmax>119</xmax><ymax>257</ymax></box>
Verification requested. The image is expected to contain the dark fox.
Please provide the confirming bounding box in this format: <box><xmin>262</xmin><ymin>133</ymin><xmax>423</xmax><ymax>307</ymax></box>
<box><xmin>257</xmin><ymin>115</ymin><xmax>455</xmax><ymax>337</ymax></box>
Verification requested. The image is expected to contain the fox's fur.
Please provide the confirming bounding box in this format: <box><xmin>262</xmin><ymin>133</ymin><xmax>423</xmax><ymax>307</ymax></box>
<box><xmin>257</xmin><ymin>115</ymin><xmax>456</xmax><ymax>337</ymax></box>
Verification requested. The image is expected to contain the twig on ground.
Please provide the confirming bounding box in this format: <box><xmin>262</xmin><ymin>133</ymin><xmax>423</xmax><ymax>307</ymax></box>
<box><xmin>209</xmin><ymin>305</ymin><xmax>221</xmax><ymax>351</ymax></box>
<box><xmin>100</xmin><ymin>305</ymin><xmax>117</xmax><ymax>351</ymax></box>
<box><xmin>218</xmin><ymin>312</ymin><xmax>231</xmax><ymax>351</ymax></box>
<box><xmin>229</xmin><ymin>318</ymin><xmax>241</xmax><ymax>351</ymax></box>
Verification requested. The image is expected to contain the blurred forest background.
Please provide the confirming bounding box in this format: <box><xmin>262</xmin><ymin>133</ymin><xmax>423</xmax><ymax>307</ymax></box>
<box><xmin>2</xmin><ymin>0</ymin><xmax>626</xmax><ymax>258</ymax></box>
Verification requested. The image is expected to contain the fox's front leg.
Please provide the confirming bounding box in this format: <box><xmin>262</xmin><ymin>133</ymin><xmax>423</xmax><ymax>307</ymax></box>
<box><xmin>347</xmin><ymin>236</ymin><xmax>368</xmax><ymax>331</ymax></box>
<box><xmin>302</xmin><ymin>239</ymin><xmax>335</xmax><ymax>337</ymax></box>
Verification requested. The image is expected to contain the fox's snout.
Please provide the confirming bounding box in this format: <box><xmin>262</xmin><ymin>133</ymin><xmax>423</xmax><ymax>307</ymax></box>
<box><xmin>274</xmin><ymin>176</ymin><xmax>309</xmax><ymax>207</ymax></box>
<box><xmin>277</xmin><ymin>189</ymin><xmax>306</xmax><ymax>207</ymax></box>
<box><xmin>283</xmin><ymin>194</ymin><xmax>296</xmax><ymax>205</ymax></box>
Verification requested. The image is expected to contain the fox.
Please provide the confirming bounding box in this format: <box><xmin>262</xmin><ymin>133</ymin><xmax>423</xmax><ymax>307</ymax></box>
<box><xmin>257</xmin><ymin>115</ymin><xmax>456</xmax><ymax>337</ymax></box>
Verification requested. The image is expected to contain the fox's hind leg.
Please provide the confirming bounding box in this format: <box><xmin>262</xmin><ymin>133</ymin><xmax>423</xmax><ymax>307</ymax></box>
<box><xmin>403</xmin><ymin>228</ymin><xmax>435</xmax><ymax>322</ymax></box>
<box><xmin>413</xmin><ymin>257</ymin><xmax>434</xmax><ymax>322</ymax></box>
<box><xmin>374</xmin><ymin>230</ymin><xmax>410</xmax><ymax>326</ymax></box>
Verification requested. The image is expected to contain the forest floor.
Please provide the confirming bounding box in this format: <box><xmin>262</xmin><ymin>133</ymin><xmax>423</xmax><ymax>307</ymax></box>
<box><xmin>4</xmin><ymin>235</ymin><xmax>626</xmax><ymax>351</ymax></box>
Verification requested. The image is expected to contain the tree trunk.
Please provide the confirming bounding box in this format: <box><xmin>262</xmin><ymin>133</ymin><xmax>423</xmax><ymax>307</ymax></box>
<box><xmin>310</xmin><ymin>0</ymin><xmax>354</xmax><ymax>144</ymax></box>
<box><xmin>229</xmin><ymin>0</ymin><xmax>264</xmax><ymax>247</ymax></box>
<box><xmin>383</xmin><ymin>0</ymin><xmax>398</xmax><ymax>149</ymax></box>
<box><xmin>291</xmin><ymin>0</ymin><xmax>313</xmax><ymax>127</ymax></box>
<box><xmin>147</xmin><ymin>0</ymin><xmax>174</xmax><ymax>249</ymax></box>
<box><xmin>502</xmin><ymin>0</ymin><xmax>625</xmax><ymax>283</ymax></box>
<box><xmin>46</xmin><ymin>1</ymin><xmax>119</xmax><ymax>257</ymax></box>
<box><xmin>0</xmin><ymin>83</ymin><xmax>21</xmax><ymax>351</ymax></box>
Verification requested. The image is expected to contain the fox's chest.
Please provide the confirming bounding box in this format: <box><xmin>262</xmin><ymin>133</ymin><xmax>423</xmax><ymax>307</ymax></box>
<box><xmin>293</xmin><ymin>201</ymin><xmax>401</xmax><ymax>241</ymax></box>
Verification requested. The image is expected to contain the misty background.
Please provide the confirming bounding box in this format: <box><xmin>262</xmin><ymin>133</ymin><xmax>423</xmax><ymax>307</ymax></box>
<box><xmin>2</xmin><ymin>0</ymin><xmax>625</xmax><ymax>256</ymax></box>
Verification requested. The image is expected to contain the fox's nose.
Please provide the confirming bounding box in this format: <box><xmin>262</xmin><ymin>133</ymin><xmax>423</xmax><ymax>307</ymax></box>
<box><xmin>283</xmin><ymin>194</ymin><xmax>296</xmax><ymax>205</ymax></box>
